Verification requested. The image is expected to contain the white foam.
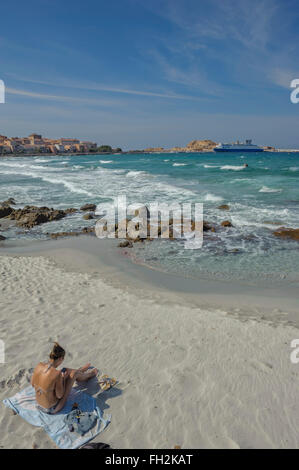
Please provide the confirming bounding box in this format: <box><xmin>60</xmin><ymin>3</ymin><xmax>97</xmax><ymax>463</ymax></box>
<box><xmin>173</xmin><ymin>163</ymin><xmax>188</xmax><ymax>167</ymax></box>
<box><xmin>220</xmin><ymin>165</ymin><xmax>245</xmax><ymax>171</ymax></box>
<box><xmin>100</xmin><ymin>160</ymin><xmax>113</xmax><ymax>163</ymax></box>
<box><xmin>289</xmin><ymin>167</ymin><xmax>299</xmax><ymax>172</ymax></box>
<box><xmin>126</xmin><ymin>170</ymin><xmax>147</xmax><ymax>177</ymax></box>
<box><xmin>259</xmin><ymin>186</ymin><xmax>282</xmax><ymax>193</ymax></box>
<box><xmin>203</xmin><ymin>193</ymin><xmax>223</xmax><ymax>202</ymax></box>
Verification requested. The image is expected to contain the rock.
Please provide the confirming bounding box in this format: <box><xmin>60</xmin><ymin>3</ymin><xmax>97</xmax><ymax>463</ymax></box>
<box><xmin>50</xmin><ymin>226</ymin><xmax>95</xmax><ymax>239</ymax></box>
<box><xmin>0</xmin><ymin>205</ymin><xmax>13</xmax><ymax>218</ymax></box>
<box><xmin>2</xmin><ymin>198</ymin><xmax>16</xmax><ymax>206</ymax></box>
<box><xmin>82</xmin><ymin>227</ymin><xmax>95</xmax><ymax>234</ymax></box>
<box><xmin>80</xmin><ymin>203</ymin><xmax>97</xmax><ymax>211</ymax></box>
<box><xmin>6</xmin><ymin>206</ymin><xmax>74</xmax><ymax>228</ymax></box>
<box><xmin>218</xmin><ymin>204</ymin><xmax>230</xmax><ymax>211</ymax></box>
<box><xmin>273</xmin><ymin>227</ymin><xmax>299</xmax><ymax>241</ymax></box>
<box><xmin>50</xmin><ymin>231</ymin><xmax>80</xmax><ymax>239</ymax></box>
<box><xmin>83</xmin><ymin>213</ymin><xmax>94</xmax><ymax>220</ymax></box>
<box><xmin>221</xmin><ymin>220</ymin><xmax>233</xmax><ymax>227</ymax></box>
<box><xmin>0</xmin><ymin>235</ymin><xmax>6</xmax><ymax>241</ymax></box>
<box><xmin>186</xmin><ymin>139</ymin><xmax>217</xmax><ymax>151</ymax></box>
<box><xmin>191</xmin><ymin>220</ymin><xmax>214</xmax><ymax>232</ymax></box>
<box><xmin>64</xmin><ymin>208</ymin><xmax>78</xmax><ymax>214</ymax></box>
<box><xmin>17</xmin><ymin>210</ymin><xmax>66</xmax><ymax>228</ymax></box>
<box><xmin>118</xmin><ymin>240</ymin><xmax>133</xmax><ymax>248</ymax></box>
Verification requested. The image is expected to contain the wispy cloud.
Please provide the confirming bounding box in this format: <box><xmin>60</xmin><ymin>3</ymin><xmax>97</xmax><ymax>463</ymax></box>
<box><xmin>6</xmin><ymin>87</ymin><xmax>124</xmax><ymax>107</ymax></box>
<box><xmin>6</xmin><ymin>74</ymin><xmax>211</xmax><ymax>102</ymax></box>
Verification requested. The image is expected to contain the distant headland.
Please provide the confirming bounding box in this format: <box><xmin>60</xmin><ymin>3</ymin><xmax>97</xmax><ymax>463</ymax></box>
<box><xmin>0</xmin><ymin>133</ymin><xmax>297</xmax><ymax>156</ymax></box>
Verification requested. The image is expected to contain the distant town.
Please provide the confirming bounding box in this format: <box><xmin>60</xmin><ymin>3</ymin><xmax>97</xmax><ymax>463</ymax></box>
<box><xmin>0</xmin><ymin>133</ymin><xmax>122</xmax><ymax>155</ymax></box>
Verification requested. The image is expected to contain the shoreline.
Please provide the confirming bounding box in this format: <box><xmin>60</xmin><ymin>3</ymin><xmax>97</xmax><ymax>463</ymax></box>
<box><xmin>0</xmin><ymin>149</ymin><xmax>299</xmax><ymax>158</ymax></box>
<box><xmin>2</xmin><ymin>236</ymin><xmax>299</xmax><ymax>327</ymax></box>
<box><xmin>0</xmin><ymin>239</ymin><xmax>299</xmax><ymax>448</ymax></box>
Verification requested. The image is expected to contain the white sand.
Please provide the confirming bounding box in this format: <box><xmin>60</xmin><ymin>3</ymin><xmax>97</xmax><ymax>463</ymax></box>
<box><xmin>0</xmin><ymin>254</ymin><xmax>299</xmax><ymax>449</ymax></box>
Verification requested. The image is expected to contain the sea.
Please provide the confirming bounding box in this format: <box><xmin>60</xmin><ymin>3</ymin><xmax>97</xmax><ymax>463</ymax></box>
<box><xmin>0</xmin><ymin>151</ymin><xmax>299</xmax><ymax>285</ymax></box>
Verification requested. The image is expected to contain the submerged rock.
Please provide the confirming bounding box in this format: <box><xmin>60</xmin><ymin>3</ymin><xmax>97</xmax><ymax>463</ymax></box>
<box><xmin>83</xmin><ymin>213</ymin><xmax>94</xmax><ymax>220</ymax></box>
<box><xmin>50</xmin><ymin>226</ymin><xmax>95</xmax><ymax>239</ymax></box>
<box><xmin>218</xmin><ymin>204</ymin><xmax>230</xmax><ymax>211</ymax></box>
<box><xmin>221</xmin><ymin>220</ymin><xmax>233</xmax><ymax>228</ymax></box>
<box><xmin>80</xmin><ymin>203</ymin><xmax>97</xmax><ymax>211</ymax></box>
<box><xmin>1</xmin><ymin>198</ymin><xmax>16</xmax><ymax>206</ymax></box>
<box><xmin>50</xmin><ymin>231</ymin><xmax>80</xmax><ymax>239</ymax></box>
<box><xmin>273</xmin><ymin>227</ymin><xmax>299</xmax><ymax>241</ymax></box>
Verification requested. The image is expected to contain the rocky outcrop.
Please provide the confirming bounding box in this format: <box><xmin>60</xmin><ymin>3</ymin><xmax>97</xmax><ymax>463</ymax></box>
<box><xmin>218</xmin><ymin>204</ymin><xmax>230</xmax><ymax>211</ymax></box>
<box><xmin>144</xmin><ymin>147</ymin><xmax>165</xmax><ymax>153</ymax></box>
<box><xmin>0</xmin><ymin>234</ymin><xmax>6</xmax><ymax>241</ymax></box>
<box><xmin>273</xmin><ymin>227</ymin><xmax>299</xmax><ymax>241</ymax></box>
<box><xmin>4</xmin><ymin>205</ymin><xmax>78</xmax><ymax>228</ymax></box>
<box><xmin>170</xmin><ymin>139</ymin><xmax>217</xmax><ymax>153</ymax></box>
<box><xmin>6</xmin><ymin>206</ymin><xmax>67</xmax><ymax>228</ymax></box>
<box><xmin>80</xmin><ymin>203</ymin><xmax>97</xmax><ymax>211</ymax></box>
<box><xmin>186</xmin><ymin>139</ymin><xmax>217</xmax><ymax>151</ymax></box>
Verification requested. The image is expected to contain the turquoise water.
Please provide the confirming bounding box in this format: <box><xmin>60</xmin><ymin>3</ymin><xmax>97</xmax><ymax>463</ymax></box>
<box><xmin>0</xmin><ymin>151</ymin><xmax>299</xmax><ymax>283</ymax></box>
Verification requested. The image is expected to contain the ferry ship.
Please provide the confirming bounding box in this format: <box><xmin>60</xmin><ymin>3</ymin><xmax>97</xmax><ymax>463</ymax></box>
<box><xmin>214</xmin><ymin>139</ymin><xmax>263</xmax><ymax>152</ymax></box>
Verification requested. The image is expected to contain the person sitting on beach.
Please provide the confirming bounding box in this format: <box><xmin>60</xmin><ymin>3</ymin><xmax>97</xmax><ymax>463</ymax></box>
<box><xmin>31</xmin><ymin>342</ymin><xmax>97</xmax><ymax>414</ymax></box>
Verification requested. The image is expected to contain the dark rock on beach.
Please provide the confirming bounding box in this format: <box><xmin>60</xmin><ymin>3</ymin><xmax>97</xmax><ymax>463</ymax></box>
<box><xmin>7</xmin><ymin>206</ymin><xmax>67</xmax><ymax>228</ymax></box>
<box><xmin>0</xmin><ymin>205</ymin><xmax>13</xmax><ymax>218</ymax></box>
<box><xmin>273</xmin><ymin>227</ymin><xmax>299</xmax><ymax>241</ymax></box>
<box><xmin>118</xmin><ymin>240</ymin><xmax>133</xmax><ymax>248</ymax></box>
<box><xmin>4</xmin><ymin>205</ymin><xmax>78</xmax><ymax>229</ymax></box>
<box><xmin>0</xmin><ymin>234</ymin><xmax>6</xmax><ymax>241</ymax></box>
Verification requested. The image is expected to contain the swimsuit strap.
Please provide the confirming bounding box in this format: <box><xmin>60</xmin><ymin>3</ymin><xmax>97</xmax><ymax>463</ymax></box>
<box><xmin>44</xmin><ymin>362</ymin><xmax>52</xmax><ymax>373</ymax></box>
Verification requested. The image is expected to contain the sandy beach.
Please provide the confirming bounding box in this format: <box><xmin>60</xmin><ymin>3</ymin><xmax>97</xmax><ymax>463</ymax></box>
<box><xmin>0</xmin><ymin>238</ymin><xmax>298</xmax><ymax>449</ymax></box>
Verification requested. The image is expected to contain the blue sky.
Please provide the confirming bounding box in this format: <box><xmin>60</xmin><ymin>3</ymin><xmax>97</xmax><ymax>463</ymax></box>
<box><xmin>1</xmin><ymin>0</ymin><xmax>299</xmax><ymax>149</ymax></box>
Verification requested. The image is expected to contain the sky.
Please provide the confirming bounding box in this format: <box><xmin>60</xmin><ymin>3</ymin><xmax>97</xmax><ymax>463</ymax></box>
<box><xmin>1</xmin><ymin>0</ymin><xmax>299</xmax><ymax>149</ymax></box>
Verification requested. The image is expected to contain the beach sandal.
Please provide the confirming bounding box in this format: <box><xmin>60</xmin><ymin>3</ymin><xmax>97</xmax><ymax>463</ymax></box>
<box><xmin>98</xmin><ymin>375</ymin><xmax>117</xmax><ymax>391</ymax></box>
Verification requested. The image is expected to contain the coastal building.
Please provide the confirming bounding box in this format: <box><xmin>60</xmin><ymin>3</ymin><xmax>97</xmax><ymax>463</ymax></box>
<box><xmin>0</xmin><ymin>133</ymin><xmax>98</xmax><ymax>155</ymax></box>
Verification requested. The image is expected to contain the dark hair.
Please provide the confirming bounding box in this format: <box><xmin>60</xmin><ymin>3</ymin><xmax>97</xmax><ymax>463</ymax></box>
<box><xmin>49</xmin><ymin>342</ymin><xmax>65</xmax><ymax>360</ymax></box>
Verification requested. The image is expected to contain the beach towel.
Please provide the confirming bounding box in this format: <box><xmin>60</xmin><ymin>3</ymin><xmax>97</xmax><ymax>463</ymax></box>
<box><xmin>3</xmin><ymin>385</ymin><xmax>111</xmax><ymax>449</ymax></box>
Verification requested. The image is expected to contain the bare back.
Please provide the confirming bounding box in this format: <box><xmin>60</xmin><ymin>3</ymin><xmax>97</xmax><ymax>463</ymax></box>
<box><xmin>31</xmin><ymin>362</ymin><xmax>61</xmax><ymax>408</ymax></box>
